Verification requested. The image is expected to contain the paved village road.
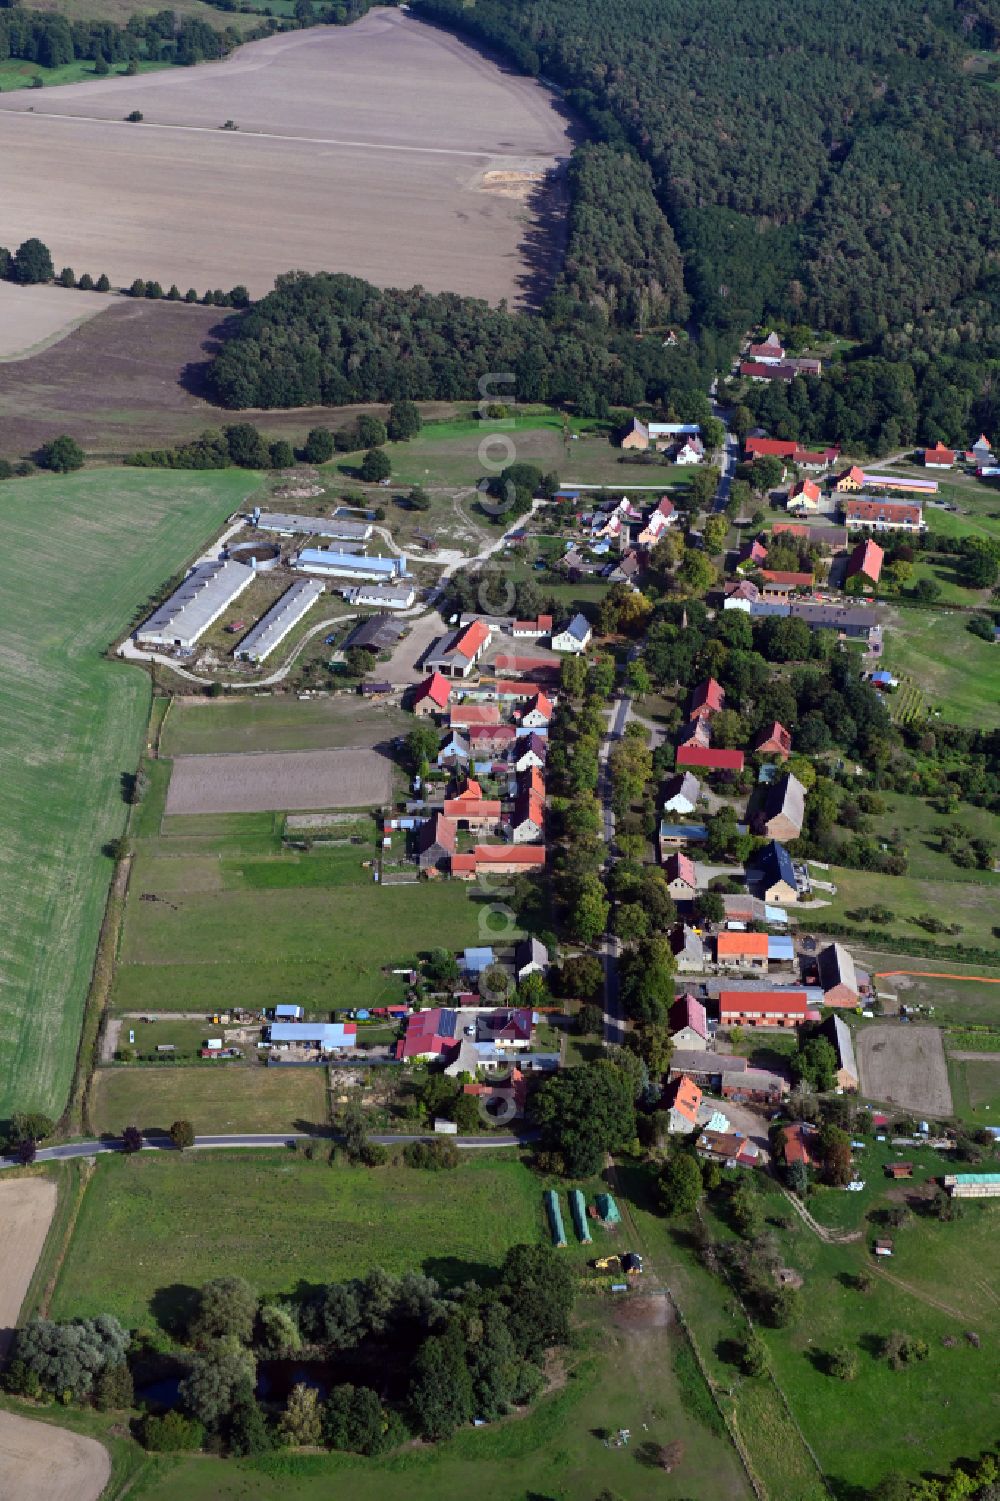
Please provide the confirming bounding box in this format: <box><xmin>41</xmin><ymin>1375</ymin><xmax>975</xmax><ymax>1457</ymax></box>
<box><xmin>3</xmin><ymin>1131</ymin><xmax>526</xmax><ymax>1167</ymax></box>
<box><xmin>599</xmin><ymin>694</ymin><xmax>632</xmax><ymax>1047</ymax></box>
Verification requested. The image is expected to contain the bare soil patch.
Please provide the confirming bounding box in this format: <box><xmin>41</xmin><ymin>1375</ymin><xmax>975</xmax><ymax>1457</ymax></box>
<box><xmin>0</xmin><ymin>13</ymin><xmax>572</xmax><ymax>304</ymax></box>
<box><xmin>165</xmin><ymin>746</ymin><xmax>393</xmax><ymax>814</ymax></box>
<box><xmin>0</xmin><ymin>295</ymin><xmax>460</xmax><ymax>456</ymax></box>
<box><xmin>613</xmin><ymin>1292</ymin><xmax>673</xmax><ymax>1329</ymax></box>
<box><xmin>856</xmin><ymin>1024</ymin><xmax>953</xmax><ymax>1117</ymax></box>
<box><xmin>0</xmin><ymin>1410</ymin><xmax>110</xmax><ymax>1501</ymax></box>
<box><xmin>0</xmin><ymin>282</ymin><xmax>107</xmax><ymax>360</ymax></box>
<box><xmin>0</xmin><ymin>1178</ymin><xmax>58</xmax><ymax>1356</ymax></box>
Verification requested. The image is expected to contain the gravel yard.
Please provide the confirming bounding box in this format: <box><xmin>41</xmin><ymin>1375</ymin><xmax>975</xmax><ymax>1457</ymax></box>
<box><xmin>165</xmin><ymin>747</ymin><xmax>393</xmax><ymax>814</ymax></box>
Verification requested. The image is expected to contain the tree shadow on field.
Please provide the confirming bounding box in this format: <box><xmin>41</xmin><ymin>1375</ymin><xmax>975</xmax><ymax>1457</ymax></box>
<box><xmin>149</xmin><ymin>1283</ymin><xmax>199</xmax><ymax>1339</ymax></box>
<box><xmin>515</xmin><ymin>166</ymin><xmax>572</xmax><ymax>311</ymax></box>
<box><xmin>422</xmin><ymin>1255</ymin><xmax>498</xmax><ymax>1290</ymax></box>
<box><xmin>178</xmin><ymin>313</ymin><xmax>244</xmax><ymax>401</ymax></box>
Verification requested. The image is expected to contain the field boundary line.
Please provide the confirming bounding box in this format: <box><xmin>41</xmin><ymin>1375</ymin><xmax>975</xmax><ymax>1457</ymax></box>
<box><xmin>66</xmin><ymin>853</ymin><xmax>134</xmax><ymax>1139</ymax></box>
<box><xmin>666</xmin><ymin>1290</ymin><xmax>766</xmax><ymax>1501</ymax></box>
<box><xmin>6</xmin><ymin>109</ymin><xmax>525</xmax><ymax>160</ymax></box>
<box><xmin>875</xmin><ymin>969</ymin><xmax>1000</xmax><ymax>983</ymax></box>
<box><xmin>37</xmin><ymin>1160</ymin><xmax>93</xmax><ymax>1320</ymax></box>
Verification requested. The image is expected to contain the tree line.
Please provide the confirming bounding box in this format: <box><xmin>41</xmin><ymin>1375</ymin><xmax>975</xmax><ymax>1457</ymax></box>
<box><xmin>0</xmin><ymin>5</ymin><xmax>254</xmax><ymax>70</ymax></box>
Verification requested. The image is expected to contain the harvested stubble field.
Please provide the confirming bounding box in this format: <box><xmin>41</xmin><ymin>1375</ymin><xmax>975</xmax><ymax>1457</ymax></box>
<box><xmin>0</xmin><ymin>1411</ymin><xmax>110</xmax><ymax>1501</ymax></box>
<box><xmin>0</xmin><ymin>282</ymin><xmax>107</xmax><ymax>360</ymax></box>
<box><xmin>0</xmin><ymin>1178</ymin><xmax>57</xmax><ymax>1355</ymax></box>
<box><xmin>164</xmin><ymin>746</ymin><xmax>394</xmax><ymax>814</ymax></box>
<box><xmin>856</xmin><ymin>1023</ymin><xmax>954</xmax><ymax>1117</ymax></box>
<box><xmin>0</xmin><ymin>13</ymin><xmax>572</xmax><ymax>302</ymax></box>
<box><xmin>0</xmin><ymin>468</ymin><xmax>259</xmax><ymax>1118</ymax></box>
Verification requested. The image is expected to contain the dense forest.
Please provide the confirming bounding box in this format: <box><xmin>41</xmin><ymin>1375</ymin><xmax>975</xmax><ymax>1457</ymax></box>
<box><xmin>209</xmin><ymin>0</ymin><xmax>999</xmax><ymax>434</ymax></box>
<box><xmin>0</xmin><ymin>0</ymin><xmax>381</xmax><ymax>71</ymax></box>
<box><xmin>209</xmin><ymin>136</ymin><xmax>701</xmax><ymax>411</ymax></box>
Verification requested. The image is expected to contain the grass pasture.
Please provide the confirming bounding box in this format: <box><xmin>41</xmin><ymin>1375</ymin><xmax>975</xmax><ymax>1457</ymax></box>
<box><xmin>0</xmin><ymin>467</ymin><xmax>258</xmax><ymax>1118</ymax></box>
<box><xmin>125</xmin><ymin>1299</ymin><xmax>751</xmax><ymax>1501</ymax></box>
<box><xmin>852</xmin><ymin>951</ymin><xmax>1000</xmax><ymax>1028</ymax></box>
<box><xmin>947</xmin><ymin>1053</ymin><xmax>1000</xmax><ymax>1124</ymax></box>
<box><xmin>881</xmin><ymin>606</ymin><xmax>1000</xmax><ymax>727</ymax></box>
<box><xmin>817</xmin><ymin>865</ymin><xmax>1000</xmax><ymax>954</ymax></box>
<box><xmin>861</xmin><ymin>791</ymin><xmax>1000</xmax><ymax>887</ymax></box>
<box><xmin>160</xmin><ymin>694</ymin><xmax>411</xmax><ymax>757</ymax></box>
<box><xmin>113</xmin><ymin>832</ymin><xmax>492</xmax><ymax>1013</ymax></box>
<box><xmin>50</xmin><ymin>1150</ymin><xmax>545</xmax><ymax>1328</ymax></box>
<box><xmin>630</xmin><ymin>1160</ymin><xmax>1000</xmax><ymax>1496</ymax></box>
<box><xmin>88</xmin><ymin>1064</ymin><xmax>329</xmax><ymax>1137</ymax></box>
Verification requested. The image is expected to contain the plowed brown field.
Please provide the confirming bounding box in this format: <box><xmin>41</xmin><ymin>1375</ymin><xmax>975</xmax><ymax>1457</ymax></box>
<box><xmin>0</xmin><ymin>11</ymin><xmax>572</xmax><ymax>303</ymax></box>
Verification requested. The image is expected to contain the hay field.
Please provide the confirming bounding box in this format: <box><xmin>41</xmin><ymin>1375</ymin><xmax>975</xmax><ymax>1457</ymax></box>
<box><xmin>89</xmin><ymin>1064</ymin><xmax>329</xmax><ymax>1135</ymax></box>
<box><xmin>164</xmin><ymin>746</ymin><xmax>394</xmax><ymax>814</ymax></box>
<box><xmin>0</xmin><ymin>468</ymin><xmax>259</xmax><ymax>1118</ymax></box>
<box><xmin>0</xmin><ymin>13</ymin><xmax>572</xmax><ymax>303</ymax></box>
<box><xmin>0</xmin><ymin>282</ymin><xmax>107</xmax><ymax>360</ymax></box>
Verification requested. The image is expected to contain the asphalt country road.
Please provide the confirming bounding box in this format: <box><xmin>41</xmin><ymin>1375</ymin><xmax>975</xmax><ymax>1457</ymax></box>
<box><xmin>3</xmin><ymin>1130</ymin><xmax>528</xmax><ymax>1167</ymax></box>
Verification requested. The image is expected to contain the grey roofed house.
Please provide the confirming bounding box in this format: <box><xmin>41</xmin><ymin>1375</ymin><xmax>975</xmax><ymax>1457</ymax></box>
<box><xmin>515</xmin><ymin>935</ymin><xmax>549</xmax><ymax>980</ymax></box>
<box><xmin>254</xmin><ymin>511</ymin><xmax>373</xmax><ymax>542</ymax></box>
<box><xmin>554</xmin><ymin>612</ymin><xmax>592</xmax><ymax>646</ymax></box>
<box><xmin>663</xmin><ymin>771</ymin><xmax>701</xmax><ymax>811</ymax></box>
<box><xmin>753</xmin><ymin>771</ymin><xmax>806</xmax><ymax>840</ymax></box>
<box><xmin>787</xmin><ymin>601</ymin><xmax>879</xmax><ymax>637</ymax></box>
<box><xmin>670</xmin><ymin>924</ymin><xmax>705</xmax><ymax>970</ymax></box>
<box><xmin>669</xmin><ymin>1050</ymin><xmax>748</xmax><ymax>1079</ymax></box>
<box><xmin>817</xmin><ymin>941</ymin><xmax>859</xmax><ymax>1001</ymax></box>
<box><xmin>755</xmin><ymin>840</ymin><xmax>797</xmax><ymax>894</ymax></box>
<box><xmin>344</xmin><ymin>613</ymin><xmax>406</xmax><ymax>653</ymax></box>
<box><xmin>135</xmin><ymin>559</ymin><xmax>254</xmax><ymax>650</ymax></box>
<box><xmin>820</xmin><ymin>1013</ymin><xmax>859</xmax><ymax>1088</ymax></box>
<box><xmin>235</xmin><ymin>578</ymin><xmax>325</xmax><ymax>663</ymax></box>
<box><xmin>722</xmin><ymin>893</ymin><xmax>767</xmax><ymax>923</ymax></box>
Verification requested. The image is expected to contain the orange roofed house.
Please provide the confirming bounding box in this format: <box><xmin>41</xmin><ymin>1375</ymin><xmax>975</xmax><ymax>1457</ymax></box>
<box><xmin>412</xmin><ymin>671</ymin><xmax>451</xmax><ymax>716</ymax></box>
<box><xmin>845</xmin><ymin>538</ymin><xmax>883</xmax><ymax>587</ymax></box>
<box><xmin>923</xmin><ymin>442</ymin><xmax>954</xmax><ymax>469</ymax></box>
<box><xmin>787</xmin><ymin>478</ymin><xmax>821</xmax><ymax>512</ymax></box>
<box><xmin>427</xmin><ymin>619</ymin><xmax>494</xmax><ymax>679</ymax></box>
<box><xmin>689</xmin><ymin>677</ymin><xmax>725</xmax><ymax>719</ymax></box>
<box><xmin>715</xmin><ymin>930</ymin><xmax>769</xmax><ymax>972</ymax></box>
<box><xmin>451</xmin><ymin>845</ymin><xmax>546</xmax><ymax>879</ymax></box>
<box><xmin>753</xmin><ymin>721</ymin><xmax>792</xmax><ymax>759</ymax></box>
<box><xmin>719</xmin><ymin>990</ymin><xmax>810</xmax><ymax>1028</ymax></box>
<box><xmin>443</xmin><ymin>779</ymin><xmax>501</xmax><ymax>830</ymax></box>
<box><xmin>664</xmin><ymin>1074</ymin><xmax>703</xmax><ymax>1133</ymax></box>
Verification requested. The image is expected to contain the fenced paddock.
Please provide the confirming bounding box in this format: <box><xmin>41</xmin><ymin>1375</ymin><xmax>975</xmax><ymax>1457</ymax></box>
<box><xmin>165</xmin><ymin>747</ymin><xmax>393</xmax><ymax>815</ymax></box>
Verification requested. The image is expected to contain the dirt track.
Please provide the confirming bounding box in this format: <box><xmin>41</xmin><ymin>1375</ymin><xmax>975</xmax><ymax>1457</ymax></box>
<box><xmin>165</xmin><ymin>746</ymin><xmax>394</xmax><ymax>813</ymax></box>
<box><xmin>0</xmin><ymin>1411</ymin><xmax>110</xmax><ymax>1501</ymax></box>
<box><xmin>856</xmin><ymin>1024</ymin><xmax>953</xmax><ymax>1118</ymax></box>
<box><xmin>0</xmin><ymin>1177</ymin><xmax>57</xmax><ymax>1358</ymax></box>
<box><xmin>0</xmin><ymin>13</ymin><xmax>572</xmax><ymax>303</ymax></box>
